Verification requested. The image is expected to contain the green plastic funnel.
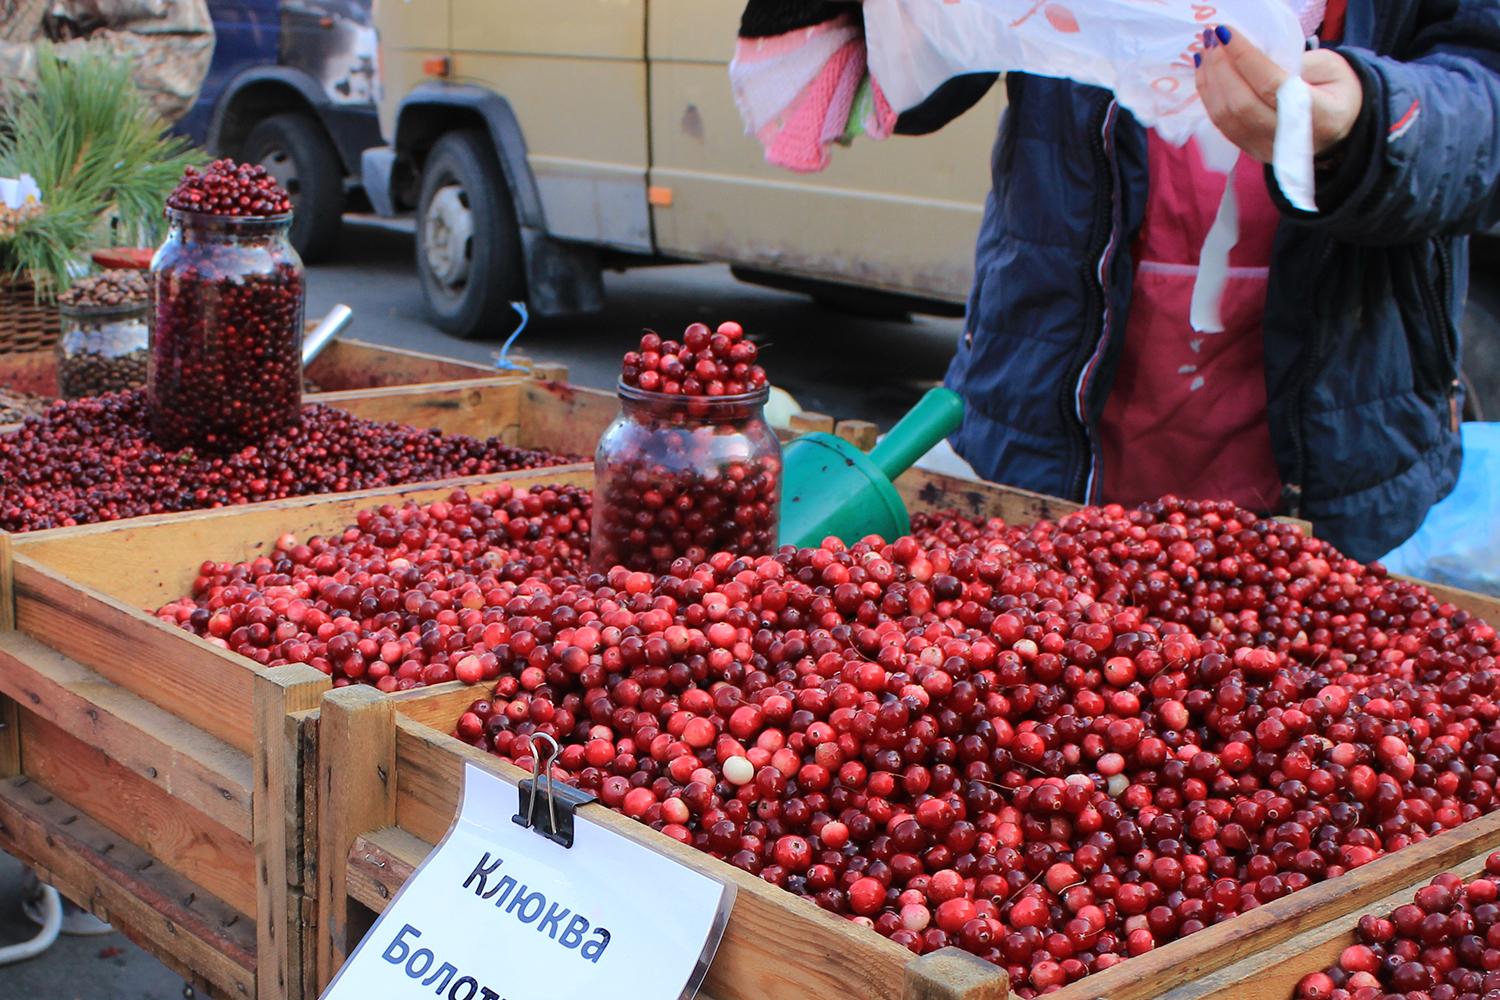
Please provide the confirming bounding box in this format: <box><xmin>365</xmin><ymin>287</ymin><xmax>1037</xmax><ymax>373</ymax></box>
<box><xmin>779</xmin><ymin>387</ymin><xmax>965</xmax><ymax>548</ymax></box>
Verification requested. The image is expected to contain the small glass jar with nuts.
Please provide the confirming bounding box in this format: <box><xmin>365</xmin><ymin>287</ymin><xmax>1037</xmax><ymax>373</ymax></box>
<box><xmin>55</xmin><ymin>270</ymin><xmax>151</xmax><ymax>399</ymax></box>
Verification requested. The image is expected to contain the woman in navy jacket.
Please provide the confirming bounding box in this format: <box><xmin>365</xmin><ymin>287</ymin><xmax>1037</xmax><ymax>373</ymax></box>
<box><xmin>939</xmin><ymin>0</ymin><xmax>1500</xmax><ymax>560</ymax></box>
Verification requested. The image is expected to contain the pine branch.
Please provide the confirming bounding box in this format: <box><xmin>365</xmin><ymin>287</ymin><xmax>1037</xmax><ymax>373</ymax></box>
<box><xmin>0</xmin><ymin>45</ymin><xmax>204</xmax><ymax>291</ymax></box>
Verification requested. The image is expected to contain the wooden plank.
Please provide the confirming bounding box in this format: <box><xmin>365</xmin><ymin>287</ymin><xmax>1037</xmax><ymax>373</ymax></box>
<box><xmin>896</xmin><ymin>467</ymin><xmax>1082</xmax><ymax>525</ymax></box>
<box><xmin>527</xmin><ymin>361</ymin><xmax>570</xmax><ymax>382</ymax></box>
<box><xmin>305</xmin><ymin>338</ymin><xmax>496</xmax><ymax>392</ymax></box>
<box><xmin>0</xmin><ymin>774</ymin><xmax>256</xmax><ymax>998</ymax></box>
<box><xmin>254</xmin><ymin>667</ymin><xmax>328</xmax><ymax>1000</ymax></box>
<box><xmin>835</xmin><ymin>419</ymin><xmax>879</xmax><ymax>453</ymax></box>
<box><xmin>12</xmin><ymin>556</ymin><xmax>259</xmax><ymax>753</ymax></box>
<box><xmin>345</xmin><ymin>827</ymin><xmax>434</xmax><ymax>914</ymax></box>
<box><xmin>904</xmin><ymin>948</ymin><xmax>1011</xmax><ymax>1000</ymax></box>
<box><xmin>317</xmin><ymin>686</ymin><xmax>397</xmax><ymax>991</ymax></box>
<box><xmin>0</xmin><ymin>528</ymin><xmax>13</xmax><ymax>630</ymax></box>
<box><xmin>13</xmin><ymin>464</ymin><xmax>594</xmax><ymax>609</ymax></box>
<box><xmin>518</xmin><ymin>379</ymin><xmax>619</xmax><ymax>458</ymax></box>
<box><xmin>390</xmin><ymin>681</ymin><xmax>484</xmax><ymax>733</ymax></box>
<box><xmin>1161</xmin><ymin>849</ymin><xmax>1497</xmax><ymax>1000</ymax></box>
<box><xmin>391</xmin><ymin>719</ymin><xmax>911</xmax><ymax>1000</ymax></box>
<box><xmin>789</xmin><ymin>411</ymin><xmax>836</xmax><ymax>435</ymax></box>
<box><xmin>0</xmin><ymin>631</ymin><xmax>253</xmax><ymax>836</ymax></box>
<box><xmin>311</xmin><ymin>380</ymin><xmax>524</xmax><ymax>439</ymax></box>
<box><xmin>294</xmin><ymin>709</ymin><xmax>322</xmax><ymax>1000</ymax></box>
<box><xmin>1046</xmin><ymin>806</ymin><xmax>1500</xmax><ymax>1000</ymax></box>
<box><xmin>17</xmin><ymin>711</ymin><xmax>258</xmax><ymax>917</ymax></box>
<box><xmin>1415</xmin><ymin>577</ymin><xmax>1500</xmax><ymax>623</ymax></box>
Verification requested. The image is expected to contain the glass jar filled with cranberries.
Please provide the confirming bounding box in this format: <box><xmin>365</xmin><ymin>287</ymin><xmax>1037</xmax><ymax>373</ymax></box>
<box><xmin>148</xmin><ymin>160</ymin><xmax>304</xmax><ymax>450</ymax></box>
<box><xmin>591</xmin><ymin>322</ymin><xmax>781</xmax><ymax>573</ymax></box>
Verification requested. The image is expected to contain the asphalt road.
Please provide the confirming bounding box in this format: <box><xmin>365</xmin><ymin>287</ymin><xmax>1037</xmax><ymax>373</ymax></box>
<box><xmin>0</xmin><ymin>217</ymin><xmax>966</xmax><ymax>997</ymax></box>
<box><xmin>307</xmin><ymin>217</ymin><xmax>966</xmax><ymax>428</ymax></box>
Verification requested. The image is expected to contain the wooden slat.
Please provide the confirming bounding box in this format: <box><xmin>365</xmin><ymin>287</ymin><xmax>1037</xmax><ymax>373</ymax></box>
<box><xmin>255</xmin><ymin>667</ymin><xmax>328</xmax><ymax>1000</ymax></box>
<box><xmin>1417</xmin><ymin>578</ymin><xmax>1500</xmax><ymax>623</ymax></box>
<box><xmin>345</xmin><ymin>827</ymin><xmax>434</xmax><ymax>914</ymax></box>
<box><xmin>835</xmin><ymin>419</ymin><xmax>879</xmax><ymax>453</ymax></box>
<box><xmin>1046</xmin><ymin>807</ymin><xmax>1500</xmax><ymax>1000</ymax></box>
<box><xmin>317</xmin><ymin>686</ymin><xmax>397</xmax><ymax>991</ymax></box>
<box><xmin>0</xmin><ymin>631</ymin><xmax>253</xmax><ymax>835</ymax></box>
<box><xmin>0</xmin><ymin>525</ymin><xmax>16</xmax><ymax>780</ymax></box>
<box><xmin>390</xmin><ymin>681</ymin><xmax>484</xmax><ymax>733</ymax></box>
<box><xmin>305</xmin><ymin>339</ymin><xmax>496</xmax><ymax>392</ymax></box>
<box><xmin>12</xmin><ymin>555</ymin><xmax>259</xmax><ymax>752</ymax></box>
<box><xmin>896</xmin><ymin>468</ymin><xmax>1082</xmax><ymax>525</ymax></box>
<box><xmin>1161</xmin><ymin>848</ymin><xmax>1496</xmax><ymax>1000</ymax></box>
<box><xmin>293</xmin><ymin>709</ymin><xmax>322</xmax><ymax>1000</ymax></box>
<box><xmin>0</xmin><ymin>774</ymin><xmax>256</xmax><ymax>997</ymax></box>
<box><xmin>518</xmin><ymin>379</ymin><xmax>619</xmax><ymax>457</ymax></box>
<box><xmin>789</xmin><ymin>411</ymin><xmax>836</xmax><ymax>435</ymax></box>
<box><xmin>905</xmin><ymin>948</ymin><xmax>1011</xmax><ymax>1000</ymax></box>
<box><xmin>312</xmin><ymin>380</ymin><xmax>523</xmax><ymax>439</ymax></box>
<box><xmin>13</xmin><ymin>464</ymin><xmax>594</xmax><ymax>609</ymax></box>
<box><xmin>17</xmin><ymin>712</ymin><xmax>257</xmax><ymax>917</ymax></box>
<box><xmin>391</xmin><ymin>719</ymin><xmax>911</xmax><ymax>1000</ymax></box>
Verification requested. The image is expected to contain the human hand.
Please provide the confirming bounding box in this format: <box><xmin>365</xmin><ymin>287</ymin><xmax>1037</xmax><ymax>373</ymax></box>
<box><xmin>1194</xmin><ymin>25</ymin><xmax>1363</xmax><ymax>163</ymax></box>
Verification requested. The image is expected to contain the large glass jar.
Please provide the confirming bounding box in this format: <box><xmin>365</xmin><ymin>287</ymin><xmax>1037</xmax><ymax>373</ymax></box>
<box><xmin>148</xmin><ymin>208</ymin><xmax>305</xmax><ymax>450</ymax></box>
<box><xmin>591</xmin><ymin>382</ymin><xmax>782</xmax><ymax>574</ymax></box>
<box><xmin>56</xmin><ymin>301</ymin><xmax>150</xmax><ymax>398</ymax></box>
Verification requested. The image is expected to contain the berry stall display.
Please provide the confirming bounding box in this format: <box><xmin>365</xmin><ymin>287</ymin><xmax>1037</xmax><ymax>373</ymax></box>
<box><xmin>55</xmin><ymin>270</ymin><xmax>151</xmax><ymax>398</ymax></box>
<box><xmin>1296</xmin><ymin>857</ymin><xmax>1500</xmax><ymax>1000</ymax></box>
<box><xmin>593</xmin><ymin>323</ymin><xmax>781</xmax><ymax>573</ymax></box>
<box><xmin>0</xmin><ymin>391</ymin><xmax>574</xmax><ymax>532</ymax></box>
<box><xmin>149</xmin><ymin>160</ymin><xmax>304</xmax><ymax>450</ymax></box>
<box><xmin>151</xmin><ymin>479</ymin><xmax>1500</xmax><ymax>996</ymax></box>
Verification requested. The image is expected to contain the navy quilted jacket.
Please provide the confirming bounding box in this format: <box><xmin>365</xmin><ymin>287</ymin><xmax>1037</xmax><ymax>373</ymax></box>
<box><xmin>943</xmin><ymin>0</ymin><xmax>1500</xmax><ymax>560</ymax></box>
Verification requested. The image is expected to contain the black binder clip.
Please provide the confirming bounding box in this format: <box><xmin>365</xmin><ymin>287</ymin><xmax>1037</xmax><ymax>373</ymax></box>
<box><xmin>512</xmin><ymin>733</ymin><xmax>596</xmax><ymax>849</ymax></box>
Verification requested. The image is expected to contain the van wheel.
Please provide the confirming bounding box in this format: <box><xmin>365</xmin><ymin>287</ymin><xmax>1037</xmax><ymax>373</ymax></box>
<box><xmin>416</xmin><ymin>130</ymin><xmax>524</xmax><ymax>339</ymax></box>
<box><xmin>243</xmin><ymin>113</ymin><xmax>344</xmax><ymax>263</ymax></box>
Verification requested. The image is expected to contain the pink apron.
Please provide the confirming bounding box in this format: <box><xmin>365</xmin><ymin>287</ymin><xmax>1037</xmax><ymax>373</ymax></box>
<box><xmin>1098</xmin><ymin>134</ymin><xmax>1284</xmax><ymax>512</ymax></box>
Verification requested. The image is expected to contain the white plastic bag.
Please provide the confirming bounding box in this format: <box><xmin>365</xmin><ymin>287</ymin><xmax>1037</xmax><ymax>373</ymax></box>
<box><xmin>1381</xmin><ymin>423</ymin><xmax>1500</xmax><ymax>597</ymax></box>
<box><xmin>863</xmin><ymin>0</ymin><xmax>1305</xmax><ymax>147</ymax></box>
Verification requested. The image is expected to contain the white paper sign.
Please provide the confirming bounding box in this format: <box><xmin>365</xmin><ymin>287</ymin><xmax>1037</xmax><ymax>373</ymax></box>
<box><xmin>323</xmin><ymin>763</ymin><xmax>735</xmax><ymax>1000</ymax></box>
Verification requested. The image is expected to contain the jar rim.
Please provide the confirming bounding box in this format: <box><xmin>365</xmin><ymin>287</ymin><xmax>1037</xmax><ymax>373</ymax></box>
<box><xmin>166</xmin><ymin>206</ymin><xmax>294</xmax><ymax>226</ymax></box>
<box><xmin>615</xmin><ymin>378</ymin><xmax>769</xmax><ymax>406</ymax></box>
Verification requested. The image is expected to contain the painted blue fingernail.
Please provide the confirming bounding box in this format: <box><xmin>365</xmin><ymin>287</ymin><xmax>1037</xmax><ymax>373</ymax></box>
<box><xmin>1216</xmin><ymin>25</ymin><xmax>1232</xmax><ymax>44</ymax></box>
<box><xmin>1203</xmin><ymin>28</ymin><xmax>1214</xmax><ymax>47</ymax></box>
<box><xmin>1194</xmin><ymin>53</ymin><xmax>1202</xmax><ymax>67</ymax></box>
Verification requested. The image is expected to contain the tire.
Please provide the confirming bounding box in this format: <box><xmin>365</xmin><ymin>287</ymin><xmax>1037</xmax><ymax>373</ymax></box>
<box><xmin>242</xmin><ymin>113</ymin><xmax>344</xmax><ymax>263</ymax></box>
<box><xmin>414</xmin><ymin>130</ymin><xmax>524</xmax><ymax>339</ymax></box>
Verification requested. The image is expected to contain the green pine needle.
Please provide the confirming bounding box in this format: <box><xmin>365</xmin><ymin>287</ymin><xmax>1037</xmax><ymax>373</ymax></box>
<box><xmin>0</xmin><ymin>45</ymin><xmax>204</xmax><ymax>295</ymax></box>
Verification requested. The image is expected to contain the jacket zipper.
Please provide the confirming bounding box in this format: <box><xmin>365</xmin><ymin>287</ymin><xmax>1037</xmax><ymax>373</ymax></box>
<box><xmin>1419</xmin><ymin>238</ymin><xmax>1461</xmax><ymax>431</ymax></box>
<box><xmin>1281</xmin><ymin>242</ymin><xmax>1337</xmax><ymax>519</ymax></box>
<box><xmin>1065</xmin><ymin>97</ymin><xmax>1120</xmax><ymax>502</ymax></box>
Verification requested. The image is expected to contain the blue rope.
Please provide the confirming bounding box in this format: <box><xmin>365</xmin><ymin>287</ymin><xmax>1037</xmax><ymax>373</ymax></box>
<box><xmin>494</xmin><ymin>301</ymin><xmax>530</xmax><ymax>371</ymax></box>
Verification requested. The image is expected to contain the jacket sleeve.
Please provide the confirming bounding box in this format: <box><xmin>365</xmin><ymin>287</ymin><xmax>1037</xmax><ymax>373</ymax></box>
<box><xmin>1268</xmin><ymin>0</ymin><xmax>1500</xmax><ymax>244</ymax></box>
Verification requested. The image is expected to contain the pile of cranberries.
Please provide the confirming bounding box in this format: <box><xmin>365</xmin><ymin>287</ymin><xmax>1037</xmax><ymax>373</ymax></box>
<box><xmin>0</xmin><ymin>392</ymin><xmax>574</xmax><ymax>532</ymax></box>
<box><xmin>166</xmin><ymin>159</ymin><xmax>294</xmax><ymax>217</ymax></box>
<box><xmin>156</xmin><ymin>482</ymin><xmax>1500</xmax><ymax>995</ymax></box>
<box><xmin>1297</xmin><ymin>856</ymin><xmax>1500</xmax><ymax>1000</ymax></box>
<box><xmin>157</xmin><ymin>484</ymin><xmax>593</xmax><ymax>685</ymax></box>
<box><xmin>619</xmin><ymin>322</ymin><xmax>767</xmax><ymax>397</ymax></box>
<box><xmin>152</xmin><ymin>159</ymin><xmax>305</xmax><ymax>450</ymax></box>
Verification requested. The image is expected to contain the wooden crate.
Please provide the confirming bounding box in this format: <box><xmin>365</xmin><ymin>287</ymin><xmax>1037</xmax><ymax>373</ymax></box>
<box><xmin>0</xmin><ymin>466</ymin><xmax>595</xmax><ymax>1000</ymax></box>
<box><xmin>0</xmin><ymin>337</ymin><xmax>530</xmax><ymax>434</ymax></box>
<box><xmin>0</xmin><ymin>373</ymin><xmax>618</xmax><ymax>1000</ymax></box>
<box><xmin>1163</xmin><ymin>845</ymin><xmax>1500</xmax><ymax>1000</ymax></box>
<box><xmin>307</xmin><ymin>469</ymin><xmax>1500</xmax><ymax>1000</ymax></box>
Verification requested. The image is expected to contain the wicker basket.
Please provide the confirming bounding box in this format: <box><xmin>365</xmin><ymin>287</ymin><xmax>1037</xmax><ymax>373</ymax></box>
<box><xmin>0</xmin><ymin>273</ymin><xmax>61</xmax><ymax>354</ymax></box>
